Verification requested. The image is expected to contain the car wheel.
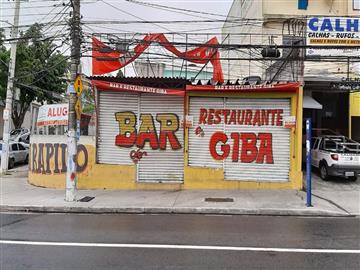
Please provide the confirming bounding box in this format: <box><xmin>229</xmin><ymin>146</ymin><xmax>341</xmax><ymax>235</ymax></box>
<box><xmin>8</xmin><ymin>158</ymin><xmax>15</xmax><ymax>169</ymax></box>
<box><xmin>319</xmin><ymin>163</ymin><xmax>329</xmax><ymax>181</ymax></box>
<box><xmin>348</xmin><ymin>176</ymin><xmax>357</xmax><ymax>182</ymax></box>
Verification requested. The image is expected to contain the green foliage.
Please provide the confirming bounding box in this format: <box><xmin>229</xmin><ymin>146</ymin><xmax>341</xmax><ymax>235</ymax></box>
<box><xmin>0</xmin><ymin>29</ymin><xmax>9</xmax><ymax>100</ymax></box>
<box><xmin>0</xmin><ymin>24</ymin><xmax>69</xmax><ymax>128</ymax></box>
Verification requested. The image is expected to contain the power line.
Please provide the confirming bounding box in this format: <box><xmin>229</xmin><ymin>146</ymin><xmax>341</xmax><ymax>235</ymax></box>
<box><xmin>125</xmin><ymin>0</ymin><xmax>238</xmax><ymax>20</ymax></box>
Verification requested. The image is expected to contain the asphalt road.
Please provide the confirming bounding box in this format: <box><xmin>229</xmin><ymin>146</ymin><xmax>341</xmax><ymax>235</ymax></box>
<box><xmin>1</xmin><ymin>213</ymin><xmax>359</xmax><ymax>270</ymax></box>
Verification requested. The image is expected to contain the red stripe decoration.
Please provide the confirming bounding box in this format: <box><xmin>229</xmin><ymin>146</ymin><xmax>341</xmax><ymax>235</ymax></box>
<box><xmin>92</xmin><ymin>80</ymin><xmax>185</xmax><ymax>96</ymax></box>
<box><xmin>92</xmin><ymin>34</ymin><xmax>224</xmax><ymax>83</ymax></box>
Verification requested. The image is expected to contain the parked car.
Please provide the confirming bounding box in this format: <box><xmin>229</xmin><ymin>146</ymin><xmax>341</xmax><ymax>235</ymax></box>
<box><xmin>311</xmin><ymin>135</ymin><xmax>360</xmax><ymax>181</ymax></box>
<box><xmin>10</xmin><ymin>128</ymin><xmax>30</xmax><ymax>143</ymax></box>
<box><xmin>0</xmin><ymin>141</ymin><xmax>29</xmax><ymax>169</ymax></box>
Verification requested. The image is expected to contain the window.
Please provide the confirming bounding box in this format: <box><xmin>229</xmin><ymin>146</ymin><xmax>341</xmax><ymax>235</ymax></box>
<box><xmin>18</xmin><ymin>144</ymin><xmax>25</xmax><ymax>151</ymax></box>
<box><xmin>354</xmin><ymin>0</ymin><xmax>360</xmax><ymax>10</ymax></box>
<box><xmin>11</xmin><ymin>144</ymin><xmax>18</xmax><ymax>151</ymax></box>
<box><xmin>312</xmin><ymin>138</ymin><xmax>319</xmax><ymax>150</ymax></box>
<box><xmin>324</xmin><ymin>140</ymin><xmax>337</xmax><ymax>151</ymax></box>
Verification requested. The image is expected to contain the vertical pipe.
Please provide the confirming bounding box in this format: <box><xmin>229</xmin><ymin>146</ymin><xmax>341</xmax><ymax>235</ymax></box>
<box><xmin>306</xmin><ymin>118</ymin><xmax>312</xmax><ymax>207</ymax></box>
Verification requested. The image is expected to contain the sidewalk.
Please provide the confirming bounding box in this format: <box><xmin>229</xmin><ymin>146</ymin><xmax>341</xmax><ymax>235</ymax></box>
<box><xmin>1</xmin><ymin>165</ymin><xmax>359</xmax><ymax>216</ymax></box>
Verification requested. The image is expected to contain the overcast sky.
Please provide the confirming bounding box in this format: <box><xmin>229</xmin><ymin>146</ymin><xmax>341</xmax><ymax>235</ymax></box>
<box><xmin>1</xmin><ymin>0</ymin><xmax>233</xmax><ymax>75</ymax></box>
<box><xmin>1</xmin><ymin>0</ymin><xmax>233</xmax><ymax>36</ymax></box>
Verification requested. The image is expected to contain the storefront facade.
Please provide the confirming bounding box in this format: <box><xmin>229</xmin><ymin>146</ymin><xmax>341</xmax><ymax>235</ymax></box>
<box><xmin>29</xmin><ymin>78</ymin><xmax>303</xmax><ymax>190</ymax></box>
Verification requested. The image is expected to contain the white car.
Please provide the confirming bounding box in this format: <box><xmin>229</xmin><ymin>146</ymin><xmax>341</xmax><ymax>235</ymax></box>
<box><xmin>0</xmin><ymin>141</ymin><xmax>29</xmax><ymax>169</ymax></box>
<box><xmin>311</xmin><ymin>136</ymin><xmax>360</xmax><ymax>181</ymax></box>
<box><xmin>10</xmin><ymin>128</ymin><xmax>30</xmax><ymax>143</ymax></box>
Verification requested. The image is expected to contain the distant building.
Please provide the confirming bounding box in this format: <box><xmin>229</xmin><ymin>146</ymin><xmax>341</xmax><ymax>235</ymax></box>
<box><xmin>134</xmin><ymin>61</ymin><xmax>213</xmax><ymax>81</ymax></box>
<box><xmin>222</xmin><ymin>0</ymin><xmax>360</xmax><ymax>137</ymax></box>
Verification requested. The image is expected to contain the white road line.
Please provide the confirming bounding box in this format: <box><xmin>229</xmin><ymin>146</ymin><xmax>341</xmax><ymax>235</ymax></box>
<box><xmin>1</xmin><ymin>240</ymin><xmax>359</xmax><ymax>254</ymax></box>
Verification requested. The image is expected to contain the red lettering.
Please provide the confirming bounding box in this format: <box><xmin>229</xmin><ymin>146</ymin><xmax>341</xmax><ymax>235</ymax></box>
<box><xmin>240</xmin><ymin>133</ymin><xmax>257</xmax><ymax>163</ymax></box>
<box><xmin>199</xmin><ymin>108</ymin><xmax>207</xmax><ymax>124</ymax></box>
<box><xmin>245</xmin><ymin>110</ymin><xmax>252</xmax><ymax>125</ymax></box>
<box><xmin>223</xmin><ymin>109</ymin><xmax>230</xmax><ymax>124</ymax></box>
<box><xmin>136</xmin><ymin>132</ymin><xmax>158</xmax><ymax>149</ymax></box>
<box><xmin>115</xmin><ymin>111</ymin><xmax>137</xmax><ymax>147</ymax></box>
<box><xmin>209</xmin><ymin>132</ymin><xmax>230</xmax><ymax>160</ymax></box>
<box><xmin>136</xmin><ymin>114</ymin><xmax>159</xmax><ymax>149</ymax></box>
<box><xmin>270</xmin><ymin>110</ymin><xmax>277</xmax><ymax>125</ymax></box>
<box><xmin>156</xmin><ymin>114</ymin><xmax>181</xmax><ymax>150</ymax></box>
<box><xmin>252</xmin><ymin>110</ymin><xmax>260</xmax><ymax>126</ymax></box>
<box><xmin>256</xmin><ymin>133</ymin><xmax>274</xmax><ymax>164</ymax></box>
<box><xmin>276</xmin><ymin>109</ymin><xmax>283</xmax><ymax>126</ymax></box>
<box><xmin>231</xmin><ymin>133</ymin><xmax>239</xmax><ymax>162</ymax></box>
<box><xmin>228</xmin><ymin>110</ymin><xmax>236</xmax><ymax>125</ymax></box>
<box><xmin>237</xmin><ymin>110</ymin><xmax>245</xmax><ymax>125</ymax></box>
<box><xmin>261</xmin><ymin>110</ymin><xmax>269</xmax><ymax>125</ymax></box>
<box><xmin>214</xmin><ymin>109</ymin><xmax>222</xmax><ymax>124</ymax></box>
<box><xmin>208</xmin><ymin>109</ymin><xmax>215</xmax><ymax>125</ymax></box>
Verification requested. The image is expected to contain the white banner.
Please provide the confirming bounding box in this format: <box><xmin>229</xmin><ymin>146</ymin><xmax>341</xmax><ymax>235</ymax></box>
<box><xmin>37</xmin><ymin>103</ymin><xmax>68</xmax><ymax>127</ymax></box>
<box><xmin>306</xmin><ymin>17</ymin><xmax>360</xmax><ymax>56</ymax></box>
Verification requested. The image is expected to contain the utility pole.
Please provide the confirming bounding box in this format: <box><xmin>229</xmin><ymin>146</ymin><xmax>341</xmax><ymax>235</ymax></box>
<box><xmin>66</xmin><ymin>0</ymin><xmax>81</xmax><ymax>201</ymax></box>
<box><xmin>1</xmin><ymin>0</ymin><xmax>21</xmax><ymax>174</ymax></box>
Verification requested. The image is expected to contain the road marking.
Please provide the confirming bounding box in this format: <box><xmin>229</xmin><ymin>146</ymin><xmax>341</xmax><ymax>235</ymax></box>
<box><xmin>1</xmin><ymin>240</ymin><xmax>359</xmax><ymax>254</ymax></box>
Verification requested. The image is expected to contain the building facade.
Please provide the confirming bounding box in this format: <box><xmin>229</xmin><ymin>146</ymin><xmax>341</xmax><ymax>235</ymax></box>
<box><xmin>222</xmin><ymin>0</ymin><xmax>360</xmax><ymax>138</ymax></box>
<box><xmin>29</xmin><ymin>77</ymin><xmax>304</xmax><ymax>190</ymax></box>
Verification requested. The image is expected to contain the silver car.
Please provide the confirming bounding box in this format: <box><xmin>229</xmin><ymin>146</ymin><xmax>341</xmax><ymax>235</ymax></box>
<box><xmin>0</xmin><ymin>142</ymin><xmax>29</xmax><ymax>169</ymax></box>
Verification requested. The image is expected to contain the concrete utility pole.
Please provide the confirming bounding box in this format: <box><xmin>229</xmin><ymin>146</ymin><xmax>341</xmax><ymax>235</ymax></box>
<box><xmin>66</xmin><ymin>0</ymin><xmax>81</xmax><ymax>201</ymax></box>
<box><xmin>1</xmin><ymin>0</ymin><xmax>21</xmax><ymax>174</ymax></box>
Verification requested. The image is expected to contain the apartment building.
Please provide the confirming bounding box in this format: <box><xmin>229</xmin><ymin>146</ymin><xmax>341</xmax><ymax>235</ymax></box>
<box><xmin>222</xmin><ymin>0</ymin><xmax>360</xmax><ymax>138</ymax></box>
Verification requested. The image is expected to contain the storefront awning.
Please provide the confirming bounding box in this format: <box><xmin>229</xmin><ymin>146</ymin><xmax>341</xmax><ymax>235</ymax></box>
<box><xmin>303</xmin><ymin>96</ymin><xmax>323</xmax><ymax>110</ymax></box>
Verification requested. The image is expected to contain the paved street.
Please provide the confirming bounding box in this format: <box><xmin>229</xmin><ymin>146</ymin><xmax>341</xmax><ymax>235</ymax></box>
<box><xmin>1</xmin><ymin>212</ymin><xmax>359</xmax><ymax>269</ymax></box>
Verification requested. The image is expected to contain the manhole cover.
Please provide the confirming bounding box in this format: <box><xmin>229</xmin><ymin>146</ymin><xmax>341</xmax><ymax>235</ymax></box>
<box><xmin>204</xmin><ymin>197</ymin><xmax>234</xmax><ymax>203</ymax></box>
<box><xmin>78</xmin><ymin>196</ymin><xmax>95</xmax><ymax>202</ymax></box>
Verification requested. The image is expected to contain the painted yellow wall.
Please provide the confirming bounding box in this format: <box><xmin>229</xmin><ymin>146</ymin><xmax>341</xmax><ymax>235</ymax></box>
<box><xmin>29</xmin><ymin>88</ymin><xmax>303</xmax><ymax>190</ymax></box>
<box><xmin>28</xmin><ymin>135</ymin><xmax>182</xmax><ymax>190</ymax></box>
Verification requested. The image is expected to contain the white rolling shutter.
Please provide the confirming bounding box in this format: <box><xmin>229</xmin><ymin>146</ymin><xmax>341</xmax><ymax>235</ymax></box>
<box><xmin>224</xmin><ymin>98</ymin><xmax>291</xmax><ymax>182</ymax></box>
<box><xmin>188</xmin><ymin>96</ymin><xmax>291</xmax><ymax>182</ymax></box>
<box><xmin>137</xmin><ymin>94</ymin><xmax>184</xmax><ymax>182</ymax></box>
<box><xmin>188</xmin><ymin>97</ymin><xmax>224</xmax><ymax>168</ymax></box>
<box><xmin>97</xmin><ymin>91</ymin><xmax>138</xmax><ymax>164</ymax></box>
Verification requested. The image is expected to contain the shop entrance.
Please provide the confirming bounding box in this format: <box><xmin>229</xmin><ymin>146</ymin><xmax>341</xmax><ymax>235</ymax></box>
<box><xmin>188</xmin><ymin>97</ymin><xmax>291</xmax><ymax>182</ymax></box>
<box><xmin>97</xmin><ymin>91</ymin><xmax>184</xmax><ymax>183</ymax></box>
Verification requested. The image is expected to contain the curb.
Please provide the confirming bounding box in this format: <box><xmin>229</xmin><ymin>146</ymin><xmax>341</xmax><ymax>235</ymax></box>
<box><xmin>0</xmin><ymin>205</ymin><xmax>351</xmax><ymax>217</ymax></box>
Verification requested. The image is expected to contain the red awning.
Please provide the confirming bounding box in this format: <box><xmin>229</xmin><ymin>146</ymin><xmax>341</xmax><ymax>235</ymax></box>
<box><xmin>186</xmin><ymin>82</ymin><xmax>301</xmax><ymax>92</ymax></box>
<box><xmin>92</xmin><ymin>80</ymin><xmax>185</xmax><ymax>96</ymax></box>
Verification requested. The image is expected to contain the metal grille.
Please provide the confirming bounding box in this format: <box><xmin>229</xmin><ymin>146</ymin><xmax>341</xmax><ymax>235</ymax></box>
<box><xmin>188</xmin><ymin>97</ymin><xmax>224</xmax><ymax>168</ymax></box>
<box><xmin>224</xmin><ymin>98</ymin><xmax>291</xmax><ymax>181</ymax></box>
<box><xmin>97</xmin><ymin>91</ymin><xmax>138</xmax><ymax>164</ymax></box>
<box><xmin>137</xmin><ymin>94</ymin><xmax>184</xmax><ymax>182</ymax></box>
<box><xmin>188</xmin><ymin>97</ymin><xmax>291</xmax><ymax>182</ymax></box>
<box><xmin>97</xmin><ymin>91</ymin><xmax>184</xmax><ymax>182</ymax></box>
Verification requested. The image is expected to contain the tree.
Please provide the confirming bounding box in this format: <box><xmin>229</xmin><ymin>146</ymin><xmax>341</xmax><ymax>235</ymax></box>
<box><xmin>1</xmin><ymin>24</ymin><xmax>69</xmax><ymax>128</ymax></box>
<box><xmin>0</xmin><ymin>29</ymin><xmax>9</xmax><ymax>100</ymax></box>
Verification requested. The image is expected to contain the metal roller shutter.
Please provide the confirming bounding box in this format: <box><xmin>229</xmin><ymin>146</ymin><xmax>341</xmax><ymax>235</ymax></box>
<box><xmin>188</xmin><ymin>97</ymin><xmax>224</xmax><ymax>168</ymax></box>
<box><xmin>97</xmin><ymin>91</ymin><xmax>138</xmax><ymax>165</ymax></box>
<box><xmin>188</xmin><ymin>97</ymin><xmax>291</xmax><ymax>182</ymax></box>
<box><xmin>137</xmin><ymin>94</ymin><xmax>184</xmax><ymax>182</ymax></box>
<box><xmin>224</xmin><ymin>98</ymin><xmax>291</xmax><ymax>181</ymax></box>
